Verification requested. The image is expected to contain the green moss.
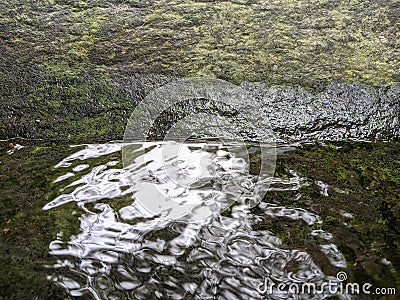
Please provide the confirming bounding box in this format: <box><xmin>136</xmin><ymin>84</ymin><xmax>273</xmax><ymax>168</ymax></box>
<box><xmin>1</xmin><ymin>0</ymin><xmax>399</xmax><ymax>87</ymax></box>
<box><xmin>324</xmin><ymin>215</ymin><xmax>340</xmax><ymax>225</ymax></box>
<box><xmin>0</xmin><ymin>142</ymin><xmax>75</xmax><ymax>299</ymax></box>
<box><xmin>2</xmin><ymin>0</ymin><xmax>399</xmax><ymax>142</ymax></box>
<box><xmin>24</xmin><ymin>65</ymin><xmax>134</xmax><ymax>143</ymax></box>
<box><xmin>67</xmin><ymin>11</ymin><xmax>106</xmax><ymax>62</ymax></box>
<box><xmin>335</xmin><ymin>167</ymin><xmax>347</xmax><ymax>181</ymax></box>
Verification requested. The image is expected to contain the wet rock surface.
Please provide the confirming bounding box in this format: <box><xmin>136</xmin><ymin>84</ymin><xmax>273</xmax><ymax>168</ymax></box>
<box><xmin>1</xmin><ymin>73</ymin><xmax>399</xmax><ymax>143</ymax></box>
<box><xmin>240</xmin><ymin>82</ymin><xmax>400</xmax><ymax>142</ymax></box>
<box><xmin>1</xmin><ymin>0</ymin><xmax>400</xmax><ymax>143</ymax></box>
<box><xmin>0</xmin><ymin>2</ymin><xmax>399</xmax><ymax>298</ymax></box>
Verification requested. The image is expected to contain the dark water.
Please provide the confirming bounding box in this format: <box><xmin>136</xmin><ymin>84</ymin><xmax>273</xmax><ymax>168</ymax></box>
<box><xmin>24</xmin><ymin>140</ymin><xmax>396</xmax><ymax>299</ymax></box>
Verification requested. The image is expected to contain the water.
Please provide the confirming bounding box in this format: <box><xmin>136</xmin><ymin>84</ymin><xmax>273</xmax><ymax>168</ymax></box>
<box><xmin>43</xmin><ymin>141</ymin><xmax>355</xmax><ymax>299</ymax></box>
<box><xmin>2</xmin><ymin>79</ymin><xmax>399</xmax><ymax>299</ymax></box>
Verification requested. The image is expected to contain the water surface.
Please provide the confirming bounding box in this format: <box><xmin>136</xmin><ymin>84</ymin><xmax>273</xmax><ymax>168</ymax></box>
<box><xmin>40</xmin><ymin>141</ymin><xmax>398</xmax><ymax>299</ymax></box>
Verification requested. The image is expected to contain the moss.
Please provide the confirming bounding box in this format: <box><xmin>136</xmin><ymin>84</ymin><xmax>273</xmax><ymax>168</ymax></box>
<box><xmin>324</xmin><ymin>215</ymin><xmax>340</xmax><ymax>225</ymax></box>
<box><xmin>24</xmin><ymin>65</ymin><xmax>135</xmax><ymax>143</ymax></box>
<box><xmin>334</xmin><ymin>167</ymin><xmax>351</xmax><ymax>182</ymax></box>
<box><xmin>1</xmin><ymin>0</ymin><xmax>399</xmax><ymax>142</ymax></box>
<box><xmin>66</xmin><ymin>11</ymin><xmax>106</xmax><ymax>62</ymax></box>
<box><xmin>0</xmin><ymin>141</ymin><xmax>75</xmax><ymax>299</ymax></box>
<box><xmin>1</xmin><ymin>0</ymin><xmax>399</xmax><ymax>87</ymax></box>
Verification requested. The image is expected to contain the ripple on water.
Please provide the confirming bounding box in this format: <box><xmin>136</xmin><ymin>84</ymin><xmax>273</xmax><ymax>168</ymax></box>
<box><xmin>44</xmin><ymin>142</ymin><xmax>350</xmax><ymax>299</ymax></box>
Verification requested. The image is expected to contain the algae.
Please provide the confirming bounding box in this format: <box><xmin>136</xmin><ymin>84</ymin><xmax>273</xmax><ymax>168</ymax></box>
<box><xmin>0</xmin><ymin>141</ymin><xmax>75</xmax><ymax>299</ymax></box>
<box><xmin>257</xmin><ymin>141</ymin><xmax>400</xmax><ymax>292</ymax></box>
<box><xmin>1</xmin><ymin>0</ymin><xmax>399</xmax><ymax>142</ymax></box>
<box><xmin>1</xmin><ymin>0</ymin><xmax>399</xmax><ymax>87</ymax></box>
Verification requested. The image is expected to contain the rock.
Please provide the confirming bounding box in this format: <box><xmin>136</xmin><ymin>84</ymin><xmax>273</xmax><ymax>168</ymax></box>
<box><xmin>0</xmin><ymin>0</ymin><xmax>399</xmax><ymax>142</ymax></box>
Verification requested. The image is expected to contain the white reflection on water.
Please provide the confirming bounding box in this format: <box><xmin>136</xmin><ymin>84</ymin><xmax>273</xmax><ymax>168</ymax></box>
<box><xmin>44</xmin><ymin>142</ymin><xmax>350</xmax><ymax>299</ymax></box>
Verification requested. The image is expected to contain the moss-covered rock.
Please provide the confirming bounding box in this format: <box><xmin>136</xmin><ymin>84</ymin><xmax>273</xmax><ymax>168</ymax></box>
<box><xmin>1</xmin><ymin>0</ymin><xmax>400</xmax><ymax>85</ymax></box>
<box><xmin>1</xmin><ymin>0</ymin><xmax>399</xmax><ymax>142</ymax></box>
<box><xmin>0</xmin><ymin>142</ymin><xmax>75</xmax><ymax>299</ymax></box>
